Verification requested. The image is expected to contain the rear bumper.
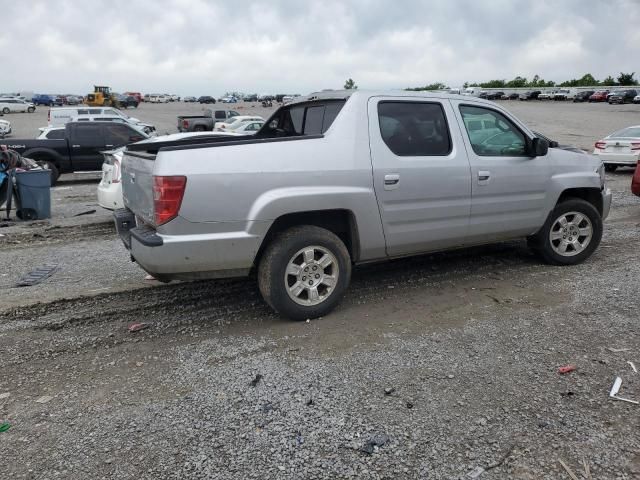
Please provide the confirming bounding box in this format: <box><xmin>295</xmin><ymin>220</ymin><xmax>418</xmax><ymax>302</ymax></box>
<box><xmin>596</xmin><ymin>152</ymin><xmax>639</xmax><ymax>165</ymax></box>
<box><xmin>114</xmin><ymin>209</ymin><xmax>260</xmax><ymax>280</ymax></box>
<box><xmin>602</xmin><ymin>188</ymin><xmax>612</xmax><ymax>220</ymax></box>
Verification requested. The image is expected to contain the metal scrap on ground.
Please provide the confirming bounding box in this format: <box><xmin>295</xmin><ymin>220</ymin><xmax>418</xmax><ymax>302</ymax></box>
<box><xmin>15</xmin><ymin>264</ymin><xmax>58</xmax><ymax>287</ymax></box>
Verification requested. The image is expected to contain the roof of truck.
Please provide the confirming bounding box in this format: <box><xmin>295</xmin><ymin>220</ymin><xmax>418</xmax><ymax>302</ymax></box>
<box><xmin>290</xmin><ymin>89</ymin><xmax>495</xmax><ymax>105</ymax></box>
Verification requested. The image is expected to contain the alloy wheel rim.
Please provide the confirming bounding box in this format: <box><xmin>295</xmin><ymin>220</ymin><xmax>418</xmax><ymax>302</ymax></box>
<box><xmin>284</xmin><ymin>246</ymin><xmax>339</xmax><ymax>306</ymax></box>
<box><xmin>549</xmin><ymin>211</ymin><xmax>593</xmax><ymax>257</ymax></box>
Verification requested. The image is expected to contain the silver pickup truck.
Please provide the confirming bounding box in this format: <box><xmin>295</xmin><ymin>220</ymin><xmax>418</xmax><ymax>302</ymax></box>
<box><xmin>115</xmin><ymin>90</ymin><xmax>611</xmax><ymax>320</ymax></box>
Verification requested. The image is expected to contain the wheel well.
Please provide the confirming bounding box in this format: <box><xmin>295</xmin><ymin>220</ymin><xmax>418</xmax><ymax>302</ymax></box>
<box><xmin>557</xmin><ymin>188</ymin><xmax>603</xmax><ymax>215</ymax></box>
<box><xmin>254</xmin><ymin>210</ymin><xmax>360</xmax><ymax>266</ymax></box>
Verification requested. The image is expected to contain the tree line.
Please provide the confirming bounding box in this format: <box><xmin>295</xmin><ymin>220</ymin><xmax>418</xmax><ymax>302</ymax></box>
<box><xmin>406</xmin><ymin>72</ymin><xmax>637</xmax><ymax>91</ymax></box>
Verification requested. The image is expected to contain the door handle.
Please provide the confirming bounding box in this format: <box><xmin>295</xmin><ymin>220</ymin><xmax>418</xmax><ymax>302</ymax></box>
<box><xmin>72</xmin><ymin>144</ymin><xmax>81</xmax><ymax>148</ymax></box>
<box><xmin>384</xmin><ymin>174</ymin><xmax>400</xmax><ymax>190</ymax></box>
<box><xmin>478</xmin><ymin>170</ymin><xmax>491</xmax><ymax>184</ymax></box>
<box><xmin>105</xmin><ymin>144</ymin><xmax>114</xmax><ymax>148</ymax></box>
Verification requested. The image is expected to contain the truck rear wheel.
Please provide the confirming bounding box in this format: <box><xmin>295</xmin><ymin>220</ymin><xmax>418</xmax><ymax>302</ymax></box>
<box><xmin>529</xmin><ymin>198</ymin><xmax>602</xmax><ymax>266</ymax></box>
<box><xmin>36</xmin><ymin>161</ymin><xmax>60</xmax><ymax>186</ymax></box>
<box><xmin>258</xmin><ymin>225</ymin><xmax>352</xmax><ymax>321</ymax></box>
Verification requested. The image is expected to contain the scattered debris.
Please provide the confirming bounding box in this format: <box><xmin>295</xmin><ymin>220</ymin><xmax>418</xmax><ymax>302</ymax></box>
<box><xmin>35</xmin><ymin>395</ymin><xmax>53</xmax><ymax>403</ymax></box>
<box><xmin>128</xmin><ymin>322</ymin><xmax>149</xmax><ymax>333</ymax></box>
<box><xmin>250</xmin><ymin>374</ymin><xmax>263</xmax><ymax>387</ymax></box>
<box><xmin>261</xmin><ymin>402</ymin><xmax>274</xmax><ymax>413</ymax></box>
<box><xmin>485</xmin><ymin>444</ymin><xmax>516</xmax><ymax>471</ymax></box>
<box><xmin>384</xmin><ymin>387</ymin><xmax>395</xmax><ymax>396</ymax></box>
<box><xmin>558</xmin><ymin>459</ymin><xmax>580</xmax><ymax>480</ymax></box>
<box><xmin>15</xmin><ymin>264</ymin><xmax>58</xmax><ymax>287</ymax></box>
<box><xmin>609</xmin><ymin>377</ymin><xmax>639</xmax><ymax>405</ymax></box>
<box><xmin>606</xmin><ymin>347</ymin><xmax>630</xmax><ymax>353</ymax></box>
<box><xmin>406</xmin><ymin>401</ymin><xmax>414</xmax><ymax>409</ymax></box>
<box><xmin>305</xmin><ymin>398</ymin><xmax>314</xmax><ymax>406</ymax></box>
<box><xmin>627</xmin><ymin>361</ymin><xmax>638</xmax><ymax>374</ymax></box>
<box><xmin>558</xmin><ymin>365</ymin><xmax>576</xmax><ymax>374</ymax></box>
<box><xmin>468</xmin><ymin>466</ymin><xmax>485</xmax><ymax>478</ymax></box>
<box><xmin>583</xmin><ymin>457</ymin><xmax>593</xmax><ymax>480</ymax></box>
<box><xmin>73</xmin><ymin>209</ymin><xmax>96</xmax><ymax>217</ymax></box>
<box><xmin>360</xmin><ymin>434</ymin><xmax>390</xmax><ymax>454</ymax></box>
<box><xmin>144</xmin><ymin>274</ymin><xmax>156</xmax><ymax>281</ymax></box>
<box><xmin>0</xmin><ymin>422</ymin><xmax>10</xmax><ymax>433</ymax></box>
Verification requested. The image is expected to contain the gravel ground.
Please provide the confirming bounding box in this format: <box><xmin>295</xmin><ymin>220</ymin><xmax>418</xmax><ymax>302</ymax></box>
<box><xmin>0</xmin><ymin>103</ymin><xmax>639</xmax><ymax>479</ymax></box>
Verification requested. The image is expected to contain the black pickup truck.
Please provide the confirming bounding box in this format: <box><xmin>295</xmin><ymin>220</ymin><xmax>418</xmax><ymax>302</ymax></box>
<box><xmin>3</xmin><ymin>121</ymin><xmax>148</xmax><ymax>184</ymax></box>
<box><xmin>177</xmin><ymin>109</ymin><xmax>240</xmax><ymax>132</ymax></box>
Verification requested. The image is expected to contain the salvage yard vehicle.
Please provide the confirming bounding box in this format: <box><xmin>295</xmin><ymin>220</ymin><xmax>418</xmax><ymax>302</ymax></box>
<box><xmin>593</xmin><ymin>125</ymin><xmax>640</xmax><ymax>171</ymax></box>
<box><xmin>232</xmin><ymin>120</ymin><xmax>265</xmax><ymax>135</ymax></box>
<box><xmin>114</xmin><ymin>90</ymin><xmax>611</xmax><ymax>320</ymax></box>
<box><xmin>632</xmin><ymin>162</ymin><xmax>640</xmax><ymax>196</ymax></box>
<box><xmin>6</xmin><ymin>121</ymin><xmax>148</xmax><ymax>184</ymax></box>
<box><xmin>177</xmin><ymin>109</ymin><xmax>240</xmax><ymax>132</ymax></box>
<box><xmin>0</xmin><ymin>98</ymin><xmax>36</xmax><ymax>113</ymax></box>
<box><xmin>0</xmin><ymin>117</ymin><xmax>11</xmax><ymax>137</ymax></box>
<box><xmin>588</xmin><ymin>90</ymin><xmax>609</xmax><ymax>102</ymax></box>
<box><xmin>214</xmin><ymin>115</ymin><xmax>263</xmax><ymax>131</ymax></box>
<box><xmin>98</xmin><ymin>132</ymin><xmax>236</xmax><ymax>210</ymax></box>
<box><xmin>551</xmin><ymin>89</ymin><xmax>574</xmax><ymax>101</ymax></box>
<box><xmin>48</xmin><ymin>106</ymin><xmax>155</xmax><ymax>133</ymax></box>
<box><xmin>573</xmin><ymin>90</ymin><xmax>595</xmax><ymax>102</ymax></box>
<box><xmin>608</xmin><ymin>89</ymin><xmax>637</xmax><ymax>104</ymax></box>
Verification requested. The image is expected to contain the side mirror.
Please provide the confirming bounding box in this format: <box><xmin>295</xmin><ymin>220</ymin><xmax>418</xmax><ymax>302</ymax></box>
<box><xmin>530</xmin><ymin>137</ymin><xmax>549</xmax><ymax>157</ymax></box>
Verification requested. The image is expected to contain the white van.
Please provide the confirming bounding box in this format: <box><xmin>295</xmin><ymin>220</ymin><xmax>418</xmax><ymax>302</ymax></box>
<box><xmin>47</xmin><ymin>106</ymin><xmax>155</xmax><ymax>132</ymax></box>
<box><xmin>462</xmin><ymin>87</ymin><xmax>482</xmax><ymax>97</ymax></box>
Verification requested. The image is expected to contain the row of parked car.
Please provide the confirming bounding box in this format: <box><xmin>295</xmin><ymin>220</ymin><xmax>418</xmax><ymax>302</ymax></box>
<box><xmin>473</xmin><ymin>88</ymin><xmax>640</xmax><ymax>104</ymax></box>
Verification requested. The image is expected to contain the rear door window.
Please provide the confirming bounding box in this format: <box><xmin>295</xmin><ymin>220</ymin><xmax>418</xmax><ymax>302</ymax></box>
<box><xmin>262</xmin><ymin>100</ymin><xmax>345</xmax><ymax>137</ymax></box>
<box><xmin>377</xmin><ymin>101</ymin><xmax>452</xmax><ymax>156</ymax></box>
<box><xmin>73</xmin><ymin>124</ymin><xmax>104</xmax><ymax>144</ymax></box>
<box><xmin>46</xmin><ymin>129</ymin><xmax>66</xmax><ymax>139</ymax></box>
<box><xmin>104</xmin><ymin>124</ymin><xmax>140</xmax><ymax>146</ymax></box>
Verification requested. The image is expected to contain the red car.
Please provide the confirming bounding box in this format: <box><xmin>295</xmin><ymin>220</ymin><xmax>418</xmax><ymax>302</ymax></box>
<box><xmin>124</xmin><ymin>92</ymin><xmax>143</xmax><ymax>103</ymax></box>
<box><xmin>632</xmin><ymin>161</ymin><xmax>640</xmax><ymax>196</ymax></box>
<box><xmin>589</xmin><ymin>90</ymin><xmax>609</xmax><ymax>102</ymax></box>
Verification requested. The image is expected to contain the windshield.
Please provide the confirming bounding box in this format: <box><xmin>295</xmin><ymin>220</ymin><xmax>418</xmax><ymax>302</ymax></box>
<box><xmin>610</xmin><ymin>127</ymin><xmax>640</xmax><ymax>138</ymax></box>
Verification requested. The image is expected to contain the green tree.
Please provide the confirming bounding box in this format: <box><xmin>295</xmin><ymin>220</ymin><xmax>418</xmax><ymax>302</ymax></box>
<box><xmin>405</xmin><ymin>82</ymin><xmax>447</xmax><ymax>91</ymax></box>
<box><xmin>344</xmin><ymin>78</ymin><xmax>358</xmax><ymax>90</ymax></box>
<box><xmin>602</xmin><ymin>75</ymin><xmax>616</xmax><ymax>86</ymax></box>
<box><xmin>506</xmin><ymin>76</ymin><xmax>527</xmax><ymax>88</ymax></box>
<box><xmin>479</xmin><ymin>79</ymin><xmax>506</xmax><ymax>88</ymax></box>
<box><xmin>617</xmin><ymin>72</ymin><xmax>637</xmax><ymax>86</ymax></box>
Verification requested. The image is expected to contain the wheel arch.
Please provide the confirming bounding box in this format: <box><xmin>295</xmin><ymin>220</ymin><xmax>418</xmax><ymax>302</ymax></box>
<box><xmin>556</xmin><ymin>187</ymin><xmax>603</xmax><ymax>216</ymax></box>
<box><xmin>253</xmin><ymin>209</ymin><xmax>360</xmax><ymax>268</ymax></box>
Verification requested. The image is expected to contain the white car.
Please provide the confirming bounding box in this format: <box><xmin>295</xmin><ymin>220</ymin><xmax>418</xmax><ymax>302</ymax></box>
<box><xmin>97</xmin><ymin>132</ymin><xmax>238</xmax><ymax>210</ymax></box>
<box><xmin>593</xmin><ymin>125</ymin><xmax>640</xmax><ymax>172</ymax></box>
<box><xmin>48</xmin><ymin>106</ymin><xmax>155</xmax><ymax>133</ymax></box>
<box><xmin>0</xmin><ymin>118</ymin><xmax>11</xmax><ymax>137</ymax></box>
<box><xmin>233</xmin><ymin>120</ymin><xmax>264</xmax><ymax>135</ymax></box>
<box><xmin>0</xmin><ymin>98</ymin><xmax>36</xmax><ymax>113</ymax></box>
<box><xmin>538</xmin><ymin>91</ymin><xmax>555</xmax><ymax>100</ymax></box>
<box><xmin>214</xmin><ymin>115</ymin><xmax>263</xmax><ymax>131</ymax></box>
<box><xmin>634</xmin><ymin>94</ymin><xmax>640</xmax><ymax>104</ymax></box>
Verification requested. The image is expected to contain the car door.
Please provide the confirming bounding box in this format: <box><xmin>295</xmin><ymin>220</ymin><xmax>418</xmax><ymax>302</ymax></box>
<box><xmin>68</xmin><ymin>123</ymin><xmax>106</xmax><ymax>170</ymax></box>
<box><xmin>368</xmin><ymin>97</ymin><xmax>472</xmax><ymax>256</ymax></box>
<box><xmin>450</xmin><ymin>101</ymin><xmax>551</xmax><ymax>244</ymax></box>
<box><xmin>104</xmin><ymin>124</ymin><xmax>145</xmax><ymax>150</ymax></box>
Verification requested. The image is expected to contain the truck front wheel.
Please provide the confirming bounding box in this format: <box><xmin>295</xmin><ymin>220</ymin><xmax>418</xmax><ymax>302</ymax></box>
<box><xmin>529</xmin><ymin>198</ymin><xmax>602</xmax><ymax>266</ymax></box>
<box><xmin>258</xmin><ymin>225</ymin><xmax>352</xmax><ymax>321</ymax></box>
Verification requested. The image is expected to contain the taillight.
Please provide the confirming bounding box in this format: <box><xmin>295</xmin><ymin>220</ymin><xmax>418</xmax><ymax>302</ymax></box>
<box><xmin>111</xmin><ymin>158</ymin><xmax>121</xmax><ymax>183</ymax></box>
<box><xmin>631</xmin><ymin>142</ymin><xmax>640</xmax><ymax>151</ymax></box>
<box><xmin>182</xmin><ymin>119</ymin><xmax>189</xmax><ymax>129</ymax></box>
<box><xmin>595</xmin><ymin>141</ymin><xmax>606</xmax><ymax>150</ymax></box>
<box><xmin>153</xmin><ymin>176</ymin><xmax>186</xmax><ymax>226</ymax></box>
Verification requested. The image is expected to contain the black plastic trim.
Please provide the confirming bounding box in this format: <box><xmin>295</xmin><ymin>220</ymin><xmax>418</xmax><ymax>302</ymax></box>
<box><xmin>130</xmin><ymin>225</ymin><xmax>163</xmax><ymax>247</ymax></box>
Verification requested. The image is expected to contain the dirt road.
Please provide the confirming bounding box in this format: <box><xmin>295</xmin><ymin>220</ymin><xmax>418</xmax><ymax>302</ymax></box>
<box><xmin>1</xmin><ymin>170</ymin><xmax>639</xmax><ymax>479</ymax></box>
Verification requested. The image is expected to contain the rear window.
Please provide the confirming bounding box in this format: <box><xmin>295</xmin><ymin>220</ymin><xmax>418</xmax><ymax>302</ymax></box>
<box><xmin>260</xmin><ymin>100</ymin><xmax>345</xmax><ymax>137</ymax></box>
<box><xmin>46</xmin><ymin>129</ymin><xmax>66</xmax><ymax>139</ymax></box>
<box><xmin>611</xmin><ymin>127</ymin><xmax>640</xmax><ymax>138</ymax></box>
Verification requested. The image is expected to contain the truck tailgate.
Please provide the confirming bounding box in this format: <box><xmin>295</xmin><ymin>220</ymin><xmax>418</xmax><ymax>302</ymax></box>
<box><xmin>121</xmin><ymin>150</ymin><xmax>156</xmax><ymax>225</ymax></box>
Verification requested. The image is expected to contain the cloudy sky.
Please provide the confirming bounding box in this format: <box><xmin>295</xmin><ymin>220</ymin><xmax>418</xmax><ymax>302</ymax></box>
<box><xmin>1</xmin><ymin>0</ymin><xmax>638</xmax><ymax>96</ymax></box>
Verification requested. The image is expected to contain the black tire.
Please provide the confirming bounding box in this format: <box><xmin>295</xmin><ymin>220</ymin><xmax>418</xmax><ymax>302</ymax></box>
<box><xmin>36</xmin><ymin>161</ymin><xmax>60</xmax><ymax>185</ymax></box>
<box><xmin>529</xmin><ymin>198</ymin><xmax>603</xmax><ymax>266</ymax></box>
<box><xmin>258</xmin><ymin>225</ymin><xmax>352</xmax><ymax>320</ymax></box>
<box><xmin>2</xmin><ymin>108</ymin><xmax>9</xmax><ymax>114</ymax></box>
<box><xmin>27</xmin><ymin>107</ymin><xmax>35</xmax><ymax>113</ymax></box>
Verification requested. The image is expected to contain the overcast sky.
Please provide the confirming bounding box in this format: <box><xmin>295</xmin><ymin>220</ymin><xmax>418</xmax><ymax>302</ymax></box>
<box><xmin>1</xmin><ymin>0</ymin><xmax>638</xmax><ymax>96</ymax></box>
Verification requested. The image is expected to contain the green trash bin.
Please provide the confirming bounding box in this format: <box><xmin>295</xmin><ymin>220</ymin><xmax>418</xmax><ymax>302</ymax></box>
<box><xmin>15</xmin><ymin>170</ymin><xmax>52</xmax><ymax>220</ymax></box>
